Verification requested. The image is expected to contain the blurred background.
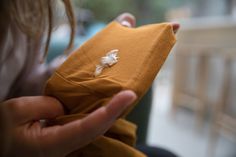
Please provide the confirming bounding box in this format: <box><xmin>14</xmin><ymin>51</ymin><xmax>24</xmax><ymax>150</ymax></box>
<box><xmin>48</xmin><ymin>0</ymin><xmax>236</xmax><ymax>156</ymax></box>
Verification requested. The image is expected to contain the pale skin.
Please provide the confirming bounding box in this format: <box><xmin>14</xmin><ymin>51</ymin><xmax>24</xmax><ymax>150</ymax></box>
<box><xmin>0</xmin><ymin>13</ymin><xmax>180</xmax><ymax>157</ymax></box>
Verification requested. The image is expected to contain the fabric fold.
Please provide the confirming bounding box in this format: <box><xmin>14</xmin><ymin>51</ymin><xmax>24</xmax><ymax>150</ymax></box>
<box><xmin>44</xmin><ymin>21</ymin><xmax>176</xmax><ymax>157</ymax></box>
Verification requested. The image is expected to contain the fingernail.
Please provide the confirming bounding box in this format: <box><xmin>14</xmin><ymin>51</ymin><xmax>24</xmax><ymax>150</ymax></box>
<box><xmin>172</xmin><ymin>23</ymin><xmax>180</xmax><ymax>33</ymax></box>
<box><xmin>122</xmin><ymin>90</ymin><xmax>137</xmax><ymax>106</ymax></box>
<box><xmin>121</xmin><ymin>21</ymin><xmax>132</xmax><ymax>27</ymax></box>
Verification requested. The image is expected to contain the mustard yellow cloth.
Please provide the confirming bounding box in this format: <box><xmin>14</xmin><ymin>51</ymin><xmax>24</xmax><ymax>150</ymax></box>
<box><xmin>44</xmin><ymin>21</ymin><xmax>176</xmax><ymax>157</ymax></box>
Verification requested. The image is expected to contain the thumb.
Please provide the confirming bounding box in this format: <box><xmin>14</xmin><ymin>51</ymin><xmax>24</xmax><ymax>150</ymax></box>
<box><xmin>116</xmin><ymin>12</ymin><xmax>136</xmax><ymax>28</ymax></box>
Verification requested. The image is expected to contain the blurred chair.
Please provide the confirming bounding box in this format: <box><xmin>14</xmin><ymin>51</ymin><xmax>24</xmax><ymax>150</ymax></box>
<box><xmin>208</xmin><ymin>51</ymin><xmax>236</xmax><ymax>157</ymax></box>
<box><xmin>171</xmin><ymin>16</ymin><xmax>236</xmax><ymax>130</ymax></box>
<box><xmin>172</xmin><ymin>47</ymin><xmax>209</xmax><ymax>128</ymax></box>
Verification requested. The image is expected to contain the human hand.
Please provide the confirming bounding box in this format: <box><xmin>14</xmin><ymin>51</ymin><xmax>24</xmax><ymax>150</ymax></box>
<box><xmin>116</xmin><ymin>12</ymin><xmax>180</xmax><ymax>33</ymax></box>
<box><xmin>1</xmin><ymin>90</ymin><xmax>136</xmax><ymax>157</ymax></box>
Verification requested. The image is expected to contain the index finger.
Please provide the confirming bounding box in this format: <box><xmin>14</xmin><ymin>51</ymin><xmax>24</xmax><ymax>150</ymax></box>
<box><xmin>41</xmin><ymin>90</ymin><xmax>137</xmax><ymax>155</ymax></box>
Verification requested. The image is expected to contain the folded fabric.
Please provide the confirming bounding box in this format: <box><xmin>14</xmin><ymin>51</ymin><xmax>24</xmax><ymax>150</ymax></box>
<box><xmin>44</xmin><ymin>21</ymin><xmax>176</xmax><ymax>157</ymax></box>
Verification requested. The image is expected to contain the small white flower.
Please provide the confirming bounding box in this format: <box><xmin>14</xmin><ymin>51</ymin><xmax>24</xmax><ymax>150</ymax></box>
<box><xmin>94</xmin><ymin>49</ymin><xmax>119</xmax><ymax>76</ymax></box>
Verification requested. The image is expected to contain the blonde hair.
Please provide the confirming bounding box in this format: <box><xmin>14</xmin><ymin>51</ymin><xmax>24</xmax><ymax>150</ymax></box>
<box><xmin>4</xmin><ymin>0</ymin><xmax>76</xmax><ymax>61</ymax></box>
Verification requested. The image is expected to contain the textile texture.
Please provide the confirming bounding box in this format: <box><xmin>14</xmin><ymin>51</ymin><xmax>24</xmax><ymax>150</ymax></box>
<box><xmin>44</xmin><ymin>21</ymin><xmax>176</xmax><ymax>157</ymax></box>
